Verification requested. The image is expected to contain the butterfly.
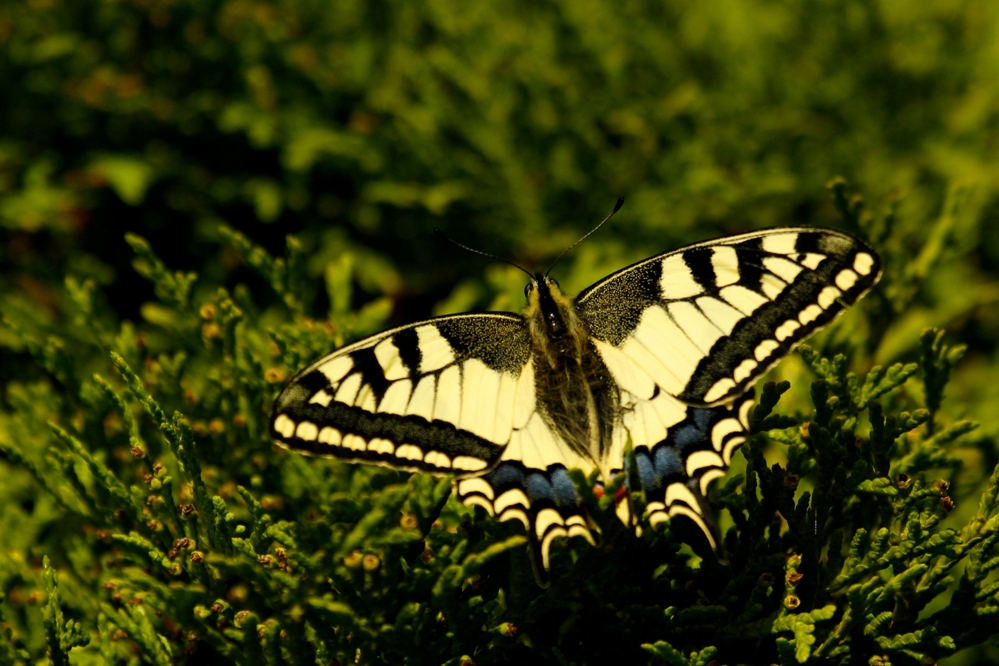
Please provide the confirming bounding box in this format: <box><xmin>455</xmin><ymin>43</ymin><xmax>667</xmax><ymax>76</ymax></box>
<box><xmin>270</xmin><ymin>217</ymin><xmax>881</xmax><ymax>585</ymax></box>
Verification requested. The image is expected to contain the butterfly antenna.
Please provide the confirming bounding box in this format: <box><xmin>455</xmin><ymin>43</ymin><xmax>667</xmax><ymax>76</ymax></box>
<box><xmin>545</xmin><ymin>197</ymin><xmax>624</xmax><ymax>277</ymax></box>
<box><xmin>433</xmin><ymin>228</ymin><xmax>534</xmax><ymax>279</ymax></box>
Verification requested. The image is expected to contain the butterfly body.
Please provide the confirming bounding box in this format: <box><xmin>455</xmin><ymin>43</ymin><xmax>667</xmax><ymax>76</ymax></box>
<box><xmin>271</xmin><ymin>226</ymin><xmax>882</xmax><ymax>583</ymax></box>
<box><xmin>526</xmin><ymin>273</ymin><xmax>617</xmax><ymax>477</ymax></box>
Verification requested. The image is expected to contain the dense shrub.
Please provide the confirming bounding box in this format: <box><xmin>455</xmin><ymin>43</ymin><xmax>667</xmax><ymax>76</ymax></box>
<box><xmin>2</xmin><ymin>1</ymin><xmax>999</xmax><ymax>664</ymax></box>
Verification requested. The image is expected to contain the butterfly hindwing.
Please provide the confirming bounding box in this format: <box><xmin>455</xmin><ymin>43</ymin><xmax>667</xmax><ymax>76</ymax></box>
<box><xmin>456</xmin><ymin>461</ymin><xmax>598</xmax><ymax>585</ymax></box>
<box><xmin>624</xmin><ymin>392</ymin><xmax>754</xmax><ymax>550</ymax></box>
<box><xmin>271</xmin><ymin>313</ymin><xmax>535</xmax><ymax>475</ymax></box>
<box><xmin>576</xmin><ymin>228</ymin><xmax>880</xmax><ymax>405</ymax></box>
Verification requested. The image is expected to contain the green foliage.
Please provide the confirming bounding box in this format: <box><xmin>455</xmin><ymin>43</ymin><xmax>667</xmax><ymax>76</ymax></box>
<box><xmin>3</xmin><ymin>1</ymin><xmax>999</xmax><ymax>664</ymax></box>
<box><xmin>3</xmin><ymin>182</ymin><xmax>999</xmax><ymax>664</ymax></box>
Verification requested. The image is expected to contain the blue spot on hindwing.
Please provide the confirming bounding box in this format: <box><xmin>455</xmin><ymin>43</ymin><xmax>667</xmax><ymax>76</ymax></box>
<box><xmin>490</xmin><ymin>463</ymin><xmax>524</xmax><ymax>488</ymax></box>
<box><xmin>672</xmin><ymin>423</ymin><xmax>703</xmax><ymax>452</ymax></box>
<box><xmin>635</xmin><ymin>449</ymin><xmax>656</xmax><ymax>492</ymax></box>
<box><xmin>549</xmin><ymin>466</ymin><xmax>579</xmax><ymax>506</ymax></box>
<box><xmin>653</xmin><ymin>445</ymin><xmax>681</xmax><ymax>480</ymax></box>
<box><xmin>526</xmin><ymin>472</ymin><xmax>555</xmax><ymax>502</ymax></box>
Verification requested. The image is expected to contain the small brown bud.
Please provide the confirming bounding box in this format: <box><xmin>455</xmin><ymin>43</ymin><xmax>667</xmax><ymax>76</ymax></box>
<box><xmin>210</xmin><ymin>602</ymin><xmax>224</xmax><ymax>613</ymax></box>
<box><xmin>400</xmin><ymin>513</ymin><xmax>419</xmax><ymax>530</ymax></box>
<box><xmin>362</xmin><ymin>553</ymin><xmax>380</xmax><ymax>571</ymax></box>
<box><xmin>259</xmin><ymin>554</ymin><xmax>274</xmax><ymax>567</ymax></box>
<box><xmin>343</xmin><ymin>551</ymin><xmax>363</xmax><ymax>568</ymax></box>
<box><xmin>202</xmin><ymin>323</ymin><xmax>221</xmax><ymax>339</ymax></box>
<box><xmin>179</xmin><ymin>504</ymin><xmax>196</xmax><ymax>518</ymax></box>
<box><xmin>209</xmin><ymin>418</ymin><xmax>225</xmax><ymax>434</ymax></box>
<box><xmin>199</xmin><ymin>304</ymin><xmax>217</xmax><ymax>320</ymax></box>
<box><xmin>228</xmin><ymin>585</ymin><xmax>249</xmax><ymax>603</ymax></box>
<box><xmin>941</xmin><ymin>496</ymin><xmax>955</xmax><ymax>512</ymax></box>
<box><xmin>783</xmin><ymin>473</ymin><xmax>800</xmax><ymax>490</ymax></box>
<box><xmin>785</xmin><ymin>594</ymin><xmax>800</xmax><ymax>609</ymax></box>
<box><xmin>190</xmin><ymin>551</ymin><xmax>204</xmax><ymax>564</ymax></box>
<box><xmin>759</xmin><ymin>572</ymin><xmax>774</xmax><ymax>586</ymax></box>
<box><xmin>264</xmin><ymin>367</ymin><xmax>287</xmax><ymax>383</ymax></box>
<box><xmin>260</xmin><ymin>495</ymin><xmax>284</xmax><ymax>510</ymax></box>
<box><xmin>786</xmin><ymin>572</ymin><xmax>804</xmax><ymax>587</ymax></box>
<box><xmin>130</xmin><ymin>446</ymin><xmax>145</xmax><ymax>459</ymax></box>
<box><xmin>173</xmin><ymin>537</ymin><xmax>191</xmax><ymax>550</ymax></box>
<box><xmin>128</xmin><ymin>597</ymin><xmax>143</xmax><ymax>606</ymax></box>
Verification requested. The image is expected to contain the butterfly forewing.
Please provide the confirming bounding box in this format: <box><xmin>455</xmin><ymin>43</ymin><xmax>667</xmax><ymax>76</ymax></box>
<box><xmin>271</xmin><ymin>313</ymin><xmax>535</xmax><ymax>475</ymax></box>
<box><xmin>576</xmin><ymin>228</ymin><xmax>881</xmax><ymax>406</ymax></box>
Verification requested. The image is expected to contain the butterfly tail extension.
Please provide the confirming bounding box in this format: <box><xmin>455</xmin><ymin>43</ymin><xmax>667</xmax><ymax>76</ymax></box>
<box><xmin>455</xmin><ymin>461</ymin><xmax>599</xmax><ymax>586</ymax></box>
<box><xmin>623</xmin><ymin>392</ymin><xmax>753</xmax><ymax>553</ymax></box>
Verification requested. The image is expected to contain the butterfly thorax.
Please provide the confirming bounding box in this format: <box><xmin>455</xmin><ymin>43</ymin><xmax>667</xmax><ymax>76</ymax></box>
<box><xmin>526</xmin><ymin>275</ymin><xmax>618</xmax><ymax>466</ymax></box>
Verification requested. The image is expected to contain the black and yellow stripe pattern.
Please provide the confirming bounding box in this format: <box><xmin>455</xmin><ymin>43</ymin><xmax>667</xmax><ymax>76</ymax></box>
<box><xmin>271</xmin><ymin>227</ymin><xmax>880</xmax><ymax>584</ymax></box>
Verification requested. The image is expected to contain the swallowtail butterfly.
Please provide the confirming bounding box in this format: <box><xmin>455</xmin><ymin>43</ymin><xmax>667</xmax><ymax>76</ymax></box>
<box><xmin>271</xmin><ymin>221</ymin><xmax>881</xmax><ymax>584</ymax></box>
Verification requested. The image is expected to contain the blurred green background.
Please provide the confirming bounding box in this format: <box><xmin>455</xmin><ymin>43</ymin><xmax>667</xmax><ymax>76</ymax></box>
<box><xmin>6</xmin><ymin>0</ymin><xmax>999</xmax><ymax>413</ymax></box>
<box><xmin>2</xmin><ymin>0</ymin><xmax>999</xmax><ymax>663</ymax></box>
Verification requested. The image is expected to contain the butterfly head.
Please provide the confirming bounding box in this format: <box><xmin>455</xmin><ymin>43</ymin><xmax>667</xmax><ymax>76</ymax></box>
<box><xmin>525</xmin><ymin>272</ymin><xmax>584</xmax><ymax>361</ymax></box>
